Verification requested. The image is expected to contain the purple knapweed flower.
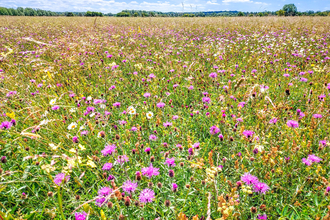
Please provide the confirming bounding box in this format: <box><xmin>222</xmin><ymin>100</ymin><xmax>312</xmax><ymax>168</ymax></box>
<box><xmin>54</xmin><ymin>173</ymin><xmax>70</xmax><ymax>186</ymax></box>
<box><xmin>165</xmin><ymin>158</ymin><xmax>176</xmax><ymax>167</ymax></box>
<box><xmin>287</xmin><ymin>120</ymin><xmax>299</xmax><ymax>128</ymax></box>
<box><xmin>210</xmin><ymin>126</ymin><xmax>221</xmax><ymax>135</ymax></box>
<box><xmin>75</xmin><ymin>211</ymin><xmax>87</xmax><ymax>220</ymax></box>
<box><xmin>101</xmin><ymin>144</ymin><xmax>116</xmax><ymax>156</ymax></box>
<box><xmin>241</xmin><ymin>173</ymin><xmax>259</xmax><ymax>185</ymax></box>
<box><xmin>141</xmin><ymin>163</ymin><xmax>160</xmax><ymax>178</ymax></box>
<box><xmin>122</xmin><ymin>180</ymin><xmax>138</xmax><ymax>194</ymax></box>
<box><xmin>139</xmin><ymin>188</ymin><xmax>155</xmax><ymax>203</ymax></box>
<box><xmin>102</xmin><ymin>163</ymin><xmax>113</xmax><ymax>170</ymax></box>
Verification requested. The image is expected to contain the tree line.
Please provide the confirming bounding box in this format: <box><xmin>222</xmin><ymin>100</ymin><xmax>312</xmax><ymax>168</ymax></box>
<box><xmin>0</xmin><ymin>4</ymin><xmax>329</xmax><ymax>17</ymax></box>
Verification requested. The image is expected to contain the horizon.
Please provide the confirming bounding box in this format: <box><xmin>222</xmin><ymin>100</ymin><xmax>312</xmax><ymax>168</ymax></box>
<box><xmin>1</xmin><ymin>0</ymin><xmax>329</xmax><ymax>14</ymax></box>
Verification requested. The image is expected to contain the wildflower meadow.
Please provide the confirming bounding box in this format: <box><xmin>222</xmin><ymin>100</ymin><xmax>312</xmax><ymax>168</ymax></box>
<box><xmin>0</xmin><ymin>16</ymin><xmax>330</xmax><ymax>219</ymax></box>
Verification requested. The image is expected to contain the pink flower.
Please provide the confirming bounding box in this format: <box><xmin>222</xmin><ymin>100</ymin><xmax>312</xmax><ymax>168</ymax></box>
<box><xmin>139</xmin><ymin>188</ymin><xmax>155</xmax><ymax>203</ymax></box>
<box><xmin>287</xmin><ymin>120</ymin><xmax>299</xmax><ymax>128</ymax></box>
<box><xmin>156</xmin><ymin>102</ymin><xmax>165</xmax><ymax>108</ymax></box>
<box><xmin>141</xmin><ymin>163</ymin><xmax>160</xmax><ymax>178</ymax></box>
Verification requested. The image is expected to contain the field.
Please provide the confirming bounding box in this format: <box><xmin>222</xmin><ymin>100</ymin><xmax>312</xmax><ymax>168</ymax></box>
<box><xmin>0</xmin><ymin>16</ymin><xmax>330</xmax><ymax>219</ymax></box>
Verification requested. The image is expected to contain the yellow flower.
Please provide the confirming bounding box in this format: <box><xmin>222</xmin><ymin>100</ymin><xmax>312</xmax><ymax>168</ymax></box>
<box><xmin>87</xmin><ymin>160</ymin><xmax>96</xmax><ymax>168</ymax></box>
<box><xmin>41</xmin><ymin>164</ymin><xmax>55</xmax><ymax>173</ymax></box>
<box><xmin>78</xmin><ymin>144</ymin><xmax>86</xmax><ymax>150</ymax></box>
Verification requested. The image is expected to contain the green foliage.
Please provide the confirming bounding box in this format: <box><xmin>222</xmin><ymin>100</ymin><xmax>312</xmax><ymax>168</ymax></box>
<box><xmin>276</xmin><ymin>10</ymin><xmax>285</xmax><ymax>16</ymax></box>
<box><xmin>85</xmin><ymin>11</ymin><xmax>103</xmax><ymax>17</ymax></box>
<box><xmin>283</xmin><ymin>4</ymin><xmax>298</xmax><ymax>16</ymax></box>
<box><xmin>237</xmin><ymin>11</ymin><xmax>244</xmax><ymax>16</ymax></box>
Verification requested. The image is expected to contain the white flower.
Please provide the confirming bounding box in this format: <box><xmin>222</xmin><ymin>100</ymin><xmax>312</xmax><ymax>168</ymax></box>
<box><xmin>42</xmin><ymin>110</ymin><xmax>49</xmax><ymax>118</ymax></box>
<box><xmin>39</xmin><ymin>119</ymin><xmax>50</xmax><ymax>126</ymax></box>
<box><xmin>100</xmin><ymin>104</ymin><xmax>106</xmax><ymax>109</ymax></box>
<box><xmin>146</xmin><ymin>111</ymin><xmax>153</xmax><ymax>119</ymax></box>
<box><xmin>128</xmin><ymin>106</ymin><xmax>136</xmax><ymax>115</ymax></box>
<box><xmin>89</xmin><ymin>113</ymin><xmax>95</xmax><ymax>118</ymax></box>
<box><xmin>79</xmin><ymin>126</ymin><xmax>85</xmax><ymax>130</ymax></box>
<box><xmin>69</xmin><ymin>108</ymin><xmax>77</xmax><ymax>113</ymax></box>
<box><xmin>255</xmin><ymin>145</ymin><xmax>264</xmax><ymax>152</ymax></box>
<box><xmin>49</xmin><ymin>143</ymin><xmax>58</xmax><ymax>150</ymax></box>
<box><xmin>67</xmin><ymin>122</ymin><xmax>78</xmax><ymax>130</ymax></box>
<box><xmin>87</xmin><ymin>96</ymin><xmax>92</xmax><ymax>101</ymax></box>
<box><xmin>49</xmin><ymin>99</ymin><xmax>56</xmax><ymax>105</ymax></box>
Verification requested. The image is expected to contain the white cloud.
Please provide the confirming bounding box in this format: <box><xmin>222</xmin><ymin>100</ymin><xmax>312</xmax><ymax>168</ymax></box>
<box><xmin>206</xmin><ymin>1</ymin><xmax>219</xmax><ymax>4</ymax></box>
<box><xmin>222</xmin><ymin>0</ymin><xmax>252</xmax><ymax>2</ymax></box>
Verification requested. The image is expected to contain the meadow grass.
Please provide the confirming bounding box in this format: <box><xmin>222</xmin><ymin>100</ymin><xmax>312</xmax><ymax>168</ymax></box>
<box><xmin>0</xmin><ymin>16</ymin><xmax>330</xmax><ymax>219</ymax></box>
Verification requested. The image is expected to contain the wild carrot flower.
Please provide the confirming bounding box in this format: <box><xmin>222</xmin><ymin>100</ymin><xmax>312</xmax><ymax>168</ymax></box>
<box><xmin>139</xmin><ymin>188</ymin><xmax>155</xmax><ymax>203</ymax></box>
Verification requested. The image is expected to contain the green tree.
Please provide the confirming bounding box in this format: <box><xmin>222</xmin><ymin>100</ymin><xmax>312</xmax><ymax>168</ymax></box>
<box><xmin>276</xmin><ymin>9</ymin><xmax>285</xmax><ymax>16</ymax></box>
<box><xmin>0</xmin><ymin>7</ymin><xmax>9</xmax><ymax>15</ymax></box>
<box><xmin>282</xmin><ymin>4</ymin><xmax>297</xmax><ymax>16</ymax></box>
<box><xmin>237</xmin><ymin>11</ymin><xmax>244</xmax><ymax>16</ymax></box>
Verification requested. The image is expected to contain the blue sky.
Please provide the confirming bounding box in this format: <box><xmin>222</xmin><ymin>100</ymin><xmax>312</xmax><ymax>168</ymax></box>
<box><xmin>1</xmin><ymin>0</ymin><xmax>329</xmax><ymax>13</ymax></box>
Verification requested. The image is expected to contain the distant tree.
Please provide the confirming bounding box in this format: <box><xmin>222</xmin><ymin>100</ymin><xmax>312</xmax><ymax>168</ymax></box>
<box><xmin>257</xmin><ymin>12</ymin><xmax>263</xmax><ymax>17</ymax></box>
<box><xmin>66</xmin><ymin>12</ymin><xmax>74</xmax><ymax>17</ymax></box>
<box><xmin>248</xmin><ymin>13</ymin><xmax>254</xmax><ymax>17</ymax></box>
<box><xmin>282</xmin><ymin>4</ymin><xmax>297</xmax><ymax>16</ymax></box>
<box><xmin>8</xmin><ymin>8</ymin><xmax>18</xmax><ymax>16</ymax></box>
<box><xmin>237</xmin><ymin>11</ymin><xmax>244</xmax><ymax>16</ymax></box>
<box><xmin>0</xmin><ymin>7</ymin><xmax>9</xmax><ymax>15</ymax></box>
<box><xmin>276</xmin><ymin>9</ymin><xmax>285</xmax><ymax>16</ymax></box>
